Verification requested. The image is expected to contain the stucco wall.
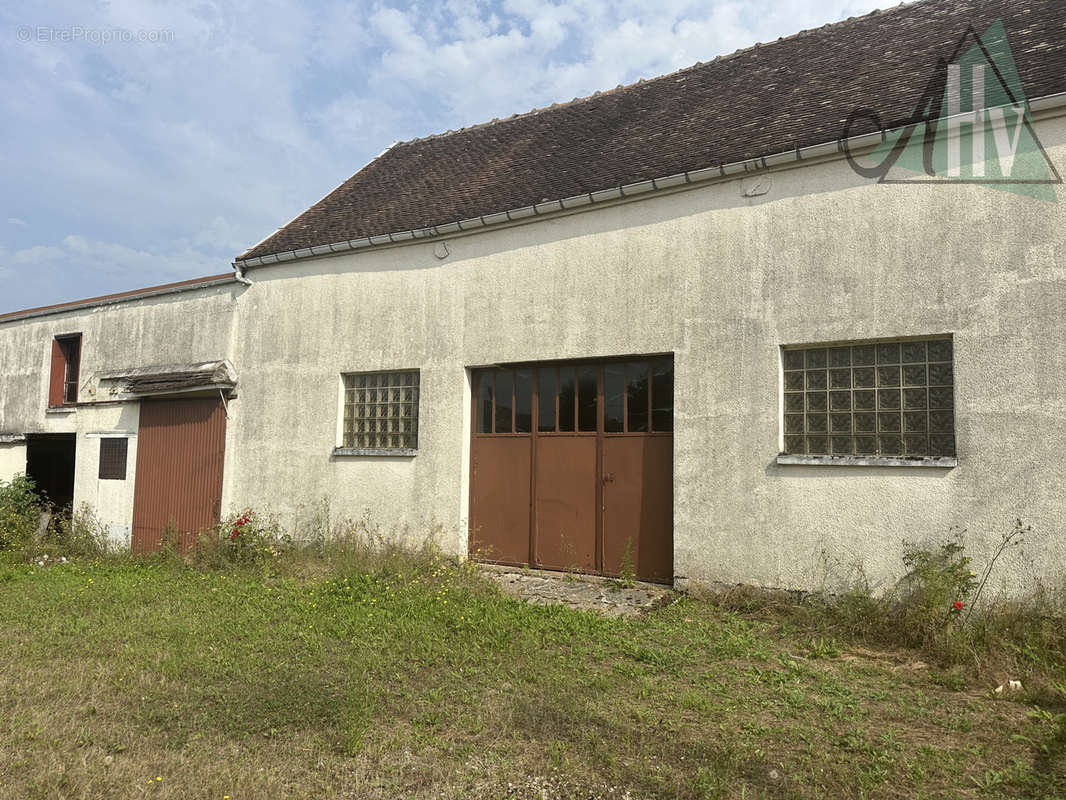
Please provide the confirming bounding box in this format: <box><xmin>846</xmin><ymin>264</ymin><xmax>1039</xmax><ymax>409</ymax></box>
<box><xmin>0</xmin><ymin>285</ymin><xmax>239</xmax><ymax>432</ymax></box>
<box><xmin>71</xmin><ymin>404</ymin><xmax>141</xmax><ymax>547</ymax></box>
<box><xmin>225</xmin><ymin>112</ymin><xmax>1066</xmax><ymax>595</ymax></box>
<box><xmin>1</xmin><ymin>117</ymin><xmax>1063</xmax><ymax>596</ymax></box>
<box><xmin>0</xmin><ymin>284</ymin><xmax>240</xmax><ymax>542</ymax></box>
<box><xmin>0</xmin><ymin>443</ymin><xmax>26</xmax><ymax>482</ymax></box>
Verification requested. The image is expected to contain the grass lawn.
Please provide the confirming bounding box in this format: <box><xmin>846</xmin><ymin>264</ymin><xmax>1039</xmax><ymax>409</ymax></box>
<box><xmin>0</xmin><ymin>555</ymin><xmax>1063</xmax><ymax>799</ymax></box>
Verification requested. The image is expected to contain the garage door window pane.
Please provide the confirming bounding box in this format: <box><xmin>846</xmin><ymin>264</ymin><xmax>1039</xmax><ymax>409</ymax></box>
<box><xmin>515</xmin><ymin>369</ymin><xmax>532</xmax><ymax>433</ymax></box>
<box><xmin>558</xmin><ymin>367</ymin><xmax>576</xmax><ymax>432</ymax></box>
<box><xmin>626</xmin><ymin>362</ymin><xmax>649</xmax><ymax>432</ymax></box>
<box><xmin>494</xmin><ymin>370</ymin><xmax>512</xmax><ymax>434</ymax></box>
<box><xmin>477</xmin><ymin>373</ymin><xmax>493</xmax><ymax>433</ymax></box>
<box><xmin>604</xmin><ymin>364</ymin><xmax>624</xmax><ymax>433</ymax></box>
<box><xmin>578</xmin><ymin>366</ymin><xmax>598</xmax><ymax>432</ymax></box>
<box><xmin>537</xmin><ymin>367</ymin><xmax>556</xmax><ymax>432</ymax></box>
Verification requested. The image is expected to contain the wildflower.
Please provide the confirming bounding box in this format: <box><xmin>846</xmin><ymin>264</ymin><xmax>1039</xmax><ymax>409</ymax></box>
<box><xmin>952</xmin><ymin>600</ymin><xmax>964</xmax><ymax>612</ymax></box>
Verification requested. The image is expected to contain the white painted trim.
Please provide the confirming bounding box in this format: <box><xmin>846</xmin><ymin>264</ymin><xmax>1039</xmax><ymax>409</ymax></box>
<box><xmin>84</xmin><ymin>431</ymin><xmax>137</xmax><ymax>438</ymax></box>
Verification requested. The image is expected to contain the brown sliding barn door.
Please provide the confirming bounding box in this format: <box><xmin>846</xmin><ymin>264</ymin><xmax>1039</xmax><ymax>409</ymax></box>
<box><xmin>132</xmin><ymin>397</ymin><xmax>227</xmax><ymax>554</ymax></box>
<box><xmin>470</xmin><ymin>357</ymin><xmax>673</xmax><ymax>583</ymax></box>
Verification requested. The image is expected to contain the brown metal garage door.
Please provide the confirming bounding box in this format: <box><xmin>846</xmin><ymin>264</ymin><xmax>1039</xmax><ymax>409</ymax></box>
<box><xmin>469</xmin><ymin>357</ymin><xmax>673</xmax><ymax>583</ymax></box>
<box><xmin>131</xmin><ymin>396</ymin><xmax>227</xmax><ymax>554</ymax></box>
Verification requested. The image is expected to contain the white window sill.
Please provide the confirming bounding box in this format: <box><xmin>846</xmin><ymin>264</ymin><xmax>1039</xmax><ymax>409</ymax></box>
<box><xmin>45</xmin><ymin>406</ymin><xmax>77</xmax><ymax>415</ymax></box>
<box><xmin>332</xmin><ymin>447</ymin><xmax>417</xmax><ymax>458</ymax></box>
<box><xmin>776</xmin><ymin>454</ymin><xmax>957</xmax><ymax>468</ymax></box>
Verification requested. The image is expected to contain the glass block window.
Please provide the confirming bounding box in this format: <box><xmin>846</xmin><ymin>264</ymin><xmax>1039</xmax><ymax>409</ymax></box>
<box><xmin>342</xmin><ymin>371</ymin><xmax>419</xmax><ymax>450</ymax></box>
<box><xmin>782</xmin><ymin>338</ymin><xmax>955</xmax><ymax>458</ymax></box>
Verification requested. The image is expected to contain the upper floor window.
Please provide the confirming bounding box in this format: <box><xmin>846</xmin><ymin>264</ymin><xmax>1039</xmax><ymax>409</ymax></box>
<box><xmin>49</xmin><ymin>333</ymin><xmax>81</xmax><ymax>407</ymax></box>
<box><xmin>341</xmin><ymin>370</ymin><xmax>419</xmax><ymax>451</ymax></box>
<box><xmin>782</xmin><ymin>337</ymin><xmax>955</xmax><ymax>458</ymax></box>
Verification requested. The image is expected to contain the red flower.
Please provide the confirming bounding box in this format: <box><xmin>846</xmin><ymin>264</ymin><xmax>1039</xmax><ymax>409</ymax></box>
<box><xmin>952</xmin><ymin>600</ymin><xmax>964</xmax><ymax>611</ymax></box>
<box><xmin>230</xmin><ymin>529</ymin><xmax>239</xmax><ymax>540</ymax></box>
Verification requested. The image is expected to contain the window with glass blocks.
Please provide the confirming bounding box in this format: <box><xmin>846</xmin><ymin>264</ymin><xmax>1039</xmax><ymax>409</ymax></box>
<box><xmin>782</xmin><ymin>338</ymin><xmax>955</xmax><ymax>458</ymax></box>
<box><xmin>342</xmin><ymin>371</ymin><xmax>419</xmax><ymax>450</ymax></box>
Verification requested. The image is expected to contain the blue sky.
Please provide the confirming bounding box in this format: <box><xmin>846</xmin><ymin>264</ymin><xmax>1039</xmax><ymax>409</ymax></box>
<box><xmin>1</xmin><ymin>0</ymin><xmax>885</xmax><ymax>313</ymax></box>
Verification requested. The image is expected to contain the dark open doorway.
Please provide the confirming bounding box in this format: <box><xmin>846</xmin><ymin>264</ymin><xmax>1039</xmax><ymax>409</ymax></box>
<box><xmin>25</xmin><ymin>434</ymin><xmax>76</xmax><ymax>511</ymax></box>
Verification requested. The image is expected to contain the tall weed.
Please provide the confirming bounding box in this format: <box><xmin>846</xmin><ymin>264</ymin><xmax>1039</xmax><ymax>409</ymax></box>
<box><xmin>0</xmin><ymin>473</ymin><xmax>42</xmax><ymax>551</ymax></box>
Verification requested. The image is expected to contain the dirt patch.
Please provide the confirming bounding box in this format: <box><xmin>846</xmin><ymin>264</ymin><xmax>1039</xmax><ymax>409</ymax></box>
<box><xmin>483</xmin><ymin>567</ymin><xmax>674</xmax><ymax>617</ymax></box>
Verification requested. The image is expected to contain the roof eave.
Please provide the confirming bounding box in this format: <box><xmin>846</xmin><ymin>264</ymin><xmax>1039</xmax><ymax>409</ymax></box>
<box><xmin>234</xmin><ymin>90</ymin><xmax>1066</xmax><ymax>271</ymax></box>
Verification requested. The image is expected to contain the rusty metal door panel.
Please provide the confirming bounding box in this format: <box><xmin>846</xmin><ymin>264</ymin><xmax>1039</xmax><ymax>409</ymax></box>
<box><xmin>131</xmin><ymin>397</ymin><xmax>227</xmax><ymax>554</ymax></box>
<box><xmin>533</xmin><ymin>436</ymin><xmax>597</xmax><ymax>572</ymax></box>
<box><xmin>469</xmin><ymin>437</ymin><xmax>531</xmax><ymax>565</ymax></box>
<box><xmin>602</xmin><ymin>435</ymin><xmax>673</xmax><ymax>583</ymax></box>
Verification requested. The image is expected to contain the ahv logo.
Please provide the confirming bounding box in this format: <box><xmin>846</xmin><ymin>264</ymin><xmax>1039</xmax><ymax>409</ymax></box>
<box><xmin>842</xmin><ymin>19</ymin><xmax>1061</xmax><ymax>202</ymax></box>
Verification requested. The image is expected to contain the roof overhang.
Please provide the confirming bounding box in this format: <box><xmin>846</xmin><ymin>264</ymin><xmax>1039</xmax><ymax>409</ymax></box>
<box><xmin>99</xmin><ymin>360</ymin><xmax>237</xmax><ymax>397</ymax></box>
<box><xmin>232</xmin><ymin>90</ymin><xmax>1066</xmax><ymax>272</ymax></box>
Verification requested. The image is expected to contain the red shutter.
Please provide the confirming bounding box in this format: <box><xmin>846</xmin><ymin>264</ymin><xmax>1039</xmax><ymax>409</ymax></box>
<box><xmin>48</xmin><ymin>339</ymin><xmax>66</xmax><ymax>406</ymax></box>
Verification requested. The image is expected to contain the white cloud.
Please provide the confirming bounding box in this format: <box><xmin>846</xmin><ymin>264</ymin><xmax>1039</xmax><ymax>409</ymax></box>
<box><xmin>0</xmin><ymin>0</ymin><xmax>892</xmax><ymax>313</ymax></box>
<box><xmin>13</xmin><ymin>245</ymin><xmax>65</xmax><ymax>264</ymax></box>
<box><xmin>8</xmin><ymin>235</ymin><xmax>222</xmax><ymax>287</ymax></box>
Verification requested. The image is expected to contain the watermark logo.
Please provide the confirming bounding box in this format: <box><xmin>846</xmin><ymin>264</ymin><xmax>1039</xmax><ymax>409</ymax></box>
<box><xmin>16</xmin><ymin>26</ymin><xmax>174</xmax><ymax>44</ymax></box>
<box><xmin>842</xmin><ymin>19</ymin><xmax>1061</xmax><ymax>202</ymax></box>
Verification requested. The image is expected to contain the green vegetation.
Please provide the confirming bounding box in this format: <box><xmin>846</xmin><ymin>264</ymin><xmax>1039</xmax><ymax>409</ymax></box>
<box><xmin>0</xmin><ymin>474</ymin><xmax>113</xmax><ymax>558</ymax></box>
<box><xmin>0</xmin><ymin>473</ymin><xmax>41</xmax><ymax>551</ymax></box>
<box><xmin>0</xmin><ymin>487</ymin><xmax>1063</xmax><ymax>798</ymax></box>
<box><xmin>0</xmin><ymin>554</ymin><xmax>1062</xmax><ymax>798</ymax></box>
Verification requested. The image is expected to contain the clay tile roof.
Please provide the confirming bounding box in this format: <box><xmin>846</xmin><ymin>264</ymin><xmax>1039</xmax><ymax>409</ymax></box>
<box><xmin>238</xmin><ymin>0</ymin><xmax>1066</xmax><ymax>262</ymax></box>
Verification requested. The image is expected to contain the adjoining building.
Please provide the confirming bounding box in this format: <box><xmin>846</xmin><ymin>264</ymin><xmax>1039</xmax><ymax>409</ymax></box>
<box><xmin>2</xmin><ymin>0</ymin><xmax>1064</xmax><ymax>593</ymax></box>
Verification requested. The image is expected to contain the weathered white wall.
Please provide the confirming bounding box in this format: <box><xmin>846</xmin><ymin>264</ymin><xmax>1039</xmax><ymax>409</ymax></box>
<box><xmin>225</xmin><ymin>112</ymin><xmax>1066</xmax><ymax>595</ymax></box>
<box><xmin>0</xmin><ymin>285</ymin><xmax>239</xmax><ymax>540</ymax></box>
<box><xmin>72</xmin><ymin>404</ymin><xmax>140</xmax><ymax>547</ymax></box>
<box><xmin>2</xmin><ymin>115</ymin><xmax>1063</xmax><ymax>597</ymax></box>
<box><xmin>0</xmin><ymin>285</ymin><xmax>239</xmax><ymax>432</ymax></box>
<box><xmin>0</xmin><ymin>443</ymin><xmax>26</xmax><ymax>482</ymax></box>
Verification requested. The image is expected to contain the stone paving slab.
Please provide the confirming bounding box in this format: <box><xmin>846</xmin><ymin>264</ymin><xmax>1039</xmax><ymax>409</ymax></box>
<box><xmin>483</xmin><ymin>567</ymin><xmax>674</xmax><ymax>617</ymax></box>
